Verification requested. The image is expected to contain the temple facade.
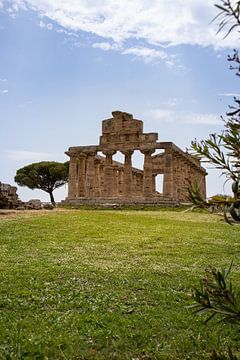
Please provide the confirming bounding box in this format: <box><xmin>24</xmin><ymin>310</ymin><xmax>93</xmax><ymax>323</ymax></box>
<box><xmin>65</xmin><ymin>111</ymin><xmax>207</xmax><ymax>204</ymax></box>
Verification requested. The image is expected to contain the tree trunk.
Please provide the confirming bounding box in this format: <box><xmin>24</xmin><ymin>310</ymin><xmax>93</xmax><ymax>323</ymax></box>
<box><xmin>48</xmin><ymin>191</ymin><xmax>55</xmax><ymax>206</ymax></box>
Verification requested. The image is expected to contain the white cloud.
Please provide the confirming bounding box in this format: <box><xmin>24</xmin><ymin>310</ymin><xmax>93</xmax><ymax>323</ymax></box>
<box><xmin>184</xmin><ymin>113</ymin><xmax>221</xmax><ymax>125</ymax></box>
<box><xmin>93</xmin><ymin>41</ymin><xmax>121</xmax><ymax>51</ymax></box>
<box><xmin>4</xmin><ymin>0</ymin><xmax>26</xmax><ymax>17</ymax></box>
<box><xmin>1</xmin><ymin>89</ymin><xmax>8</xmax><ymax>94</ymax></box>
<box><xmin>5</xmin><ymin>0</ymin><xmax>239</xmax><ymax>64</ymax></box>
<box><xmin>39</xmin><ymin>20</ymin><xmax>45</xmax><ymax>28</ymax></box>
<box><xmin>5</xmin><ymin>150</ymin><xmax>55</xmax><ymax>161</ymax></box>
<box><xmin>56</xmin><ymin>28</ymin><xmax>78</xmax><ymax>37</ymax></box>
<box><xmin>39</xmin><ymin>20</ymin><xmax>53</xmax><ymax>30</ymax></box>
<box><xmin>146</xmin><ymin>109</ymin><xmax>174</xmax><ymax>121</ymax></box>
<box><xmin>7</xmin><ymin>0</ymin><xmax>239</xmax><ymax>48</ymax></box>
<box><xmin>218</xmin><ymin>93</ymin><xmax>240</xmax><ymax>97</ymax></box>
<box><xmin>93</xmin><ymin>42</ymin><xmax>173</xmax><ymax>63</ymax></box>
<box><xmin>145</xmin><ymin>108</ymin><xmax>222</xmax><ymax>125</ymax></box>
<box><xmin>163</xmin><ymin>98</ymin><xmax>178</xmax><ymax>108</ymax></box>
<box><xmin>122</xmin><ymin>46</ymin><xmax>174</xmax><ymax>64</ymax></box>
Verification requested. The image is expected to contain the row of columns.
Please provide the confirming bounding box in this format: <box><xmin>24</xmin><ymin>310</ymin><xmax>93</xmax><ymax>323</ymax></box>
<box><xmin>68</xmin><ymin>149</ymin><xmax>206</xmax><ymax>201</ymax></box>
<box><xmin>171</xmin><ymin>152</ymin><xmax>206</xmax><ymax>201</ymax></box>
<box><xmin>68</xmin><ymin>149</ymin><xmax>155</xmax><ymax>199</ymax></box>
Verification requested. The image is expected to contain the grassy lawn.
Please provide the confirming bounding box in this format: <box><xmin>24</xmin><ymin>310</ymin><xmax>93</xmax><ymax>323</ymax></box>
<box><xmin>0</xmin><ymin>209</ymin><xmax>239</xmax><ymax>359</ymax></box>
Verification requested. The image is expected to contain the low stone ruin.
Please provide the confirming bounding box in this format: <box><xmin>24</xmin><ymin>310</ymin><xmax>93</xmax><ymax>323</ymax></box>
<box><xmin>0</xmin><ymin>182</ymin><xmax>53</xmax><ymax>210</ymax></box>
<box><xmin>0</xmin><ymin>182</ymin><xmax>21</xmax><ymax>209</ymax></box>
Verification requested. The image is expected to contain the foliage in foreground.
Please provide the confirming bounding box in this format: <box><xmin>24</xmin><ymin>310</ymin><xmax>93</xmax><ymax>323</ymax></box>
<box><xmin>214</xmin><ymin>0</ymin><xmax>240</xmax><ymax>39</ymax></box>
<box><xmin>191</xmin><ymin>263</ymin><xmax>240</xmax><ymax>359</ymax></box>
<box><xmin>191</xmin><ymin>1</ymin><xmax>240</xmax><ymax>198</ymax></box>
<box><xmin>191</xmin><ymin>264</ymin><xmax>240</xmax><ymax>324</ymax></box>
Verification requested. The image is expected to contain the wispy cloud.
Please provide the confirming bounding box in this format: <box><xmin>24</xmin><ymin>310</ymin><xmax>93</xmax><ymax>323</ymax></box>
<box><xmin>122</xmin><ymin>46</ymin><xmax>174</xmax><ymax>65</ymax></box>
<box><xmin>218</xmin><ymin>93</ymin><xmax>240</xmax><ymax>97</ymax></box>
<box><xmin>146</xmin><ymin>109</ymin><xmax>174</xmax><ymax>121</ymax></box>
<box><xmin>39</xmin><ymin>20</ymin><xmax>53</xmax><ymax>30</ymax></box>
<box><xmin>56</xmin><ymin>28</ymin><xmax>78</xmax><ymax>38</ymax></box>
<box><xmin>163</xmin><ymin>98</ymin><xmax>178</xmax><ymax>108</ymax></box>
<box><xmin>5</xmin><ymin>150</ymin><xmax>55</xmax><ymax>161</ymax></box>
<box><xmin>93</xmin><ymin>41</ymin><xmax>121</xmax><ymax>51</ymax></box>
<box><xmin>145</xmin><ymin>108</ymin><xmax>222</xmax><ymax>125</ymax></box>
<box><xmin>93</xmin><ymin>42</ymin><xmax>174</xmax><ymax>63</ymax></box>
<box><xmin>4</xmin><ymin>0</ymin><xmax>238</xmax><ymax>62</ymax></box>
<box><xmin>0</xmin><ymin>77</ymin><xmax>8</xmax><ymax>94</ymax></box>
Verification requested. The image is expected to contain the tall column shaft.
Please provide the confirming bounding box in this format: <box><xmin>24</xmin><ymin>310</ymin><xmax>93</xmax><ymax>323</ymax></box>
<box><xmin>163</xmin><ymin>149</ymin><xmax>173</xmax><ymax>199</ymax></box>
<box><xmin>118</xmin><ymin>169</ymin><xmax>124</xmax><ymax>196</ymax></box>
<box><xmin>103</xmin><ymin>151</ymin><xmax>116</xmax><ymax>197</ymax></box>
<box><xmin>85</xmin><ymin>153</ymin><xmax>96</xmax><ymax>198</ymax></box>
<box><xmin>136</xmin><ymin>174</ymin><xmax>143</xmax><ymax>196</ymax></box>
<box><xmin>132</xmin><ymin>173</ymin><xmax>137</xmax><ymax>196</ymax></box>
<box><xmin>152</xmin><ymin>174</ymin><xmax>156</xmax><ymax>195</ymax></box>
<box><xmin>94</xmin><ymin>160</ymin><xmax>101</xmax><ymax>197</ymax></box>
<box><xmin>142</xmin><ymin>150</ymin><xmax>154</xmax><ymax>198</ymax></box>
<box><xmin>77</xmin><ymin>155</ymin><xmax>86</xmax><ymax>197</ymax></box>
<box><xmin>201</xmin><ymin>172</ymin><xmax>207</xmax><ymax>200</ymax></box>
<box><xmin>100</xmin><ymin>164</ymin><xmax>104</xmax><ymax>195</ymax></box>
<box><xmin>123</xmin><ymin>151</ymin><xmax>133</xmax><ymax>197</ymax></box>
<box><xmin>111</xmin><ymin>167</ymin><xmax>118</xmax><ymax>197</ymax></box>
<box><xmin>68</xmin><ymin>156</ymin><xmax>78</xmax><ymax>198</ymax></box>
<box><xmin>172</xmin><ymin>153</ymin><xmax>179</xmax><ymax>200</ymax></box>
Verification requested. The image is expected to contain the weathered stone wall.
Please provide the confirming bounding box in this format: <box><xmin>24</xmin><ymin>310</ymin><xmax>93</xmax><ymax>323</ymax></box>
<box><xmin>65</xmin><ymin>111</ymin><xmax>207</xmax><ymax>204</ymax></box>
<box><xmin>0</xmin><ymin>182</ymin><xmax>19</xmax><ymax>208</ymax></box>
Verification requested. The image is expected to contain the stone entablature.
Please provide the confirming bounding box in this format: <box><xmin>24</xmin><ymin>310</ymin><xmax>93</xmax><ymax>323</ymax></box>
<box><xmin>65</xmin><ymin>111</ymin><xmax>207</xmax><ymax>204</ymax></box>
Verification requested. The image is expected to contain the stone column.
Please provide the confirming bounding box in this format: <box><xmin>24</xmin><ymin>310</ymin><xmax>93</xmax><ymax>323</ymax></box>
<box><xmin>77</xmin><ymin>154</ymin><xmax>86</xmax><ymax>197</ymax></box>
<box><xmin>100</xmin><ymin>164</ymin><xmax>105</xmax><ymax>196</ymax></box>
<box><xmin>178</xmin><ymin>158</ymin><xmax>185</xmax><ymax>201</ymax></box>
<box><xmin>175</xmin><ymin>156</ymin><xmax>182</xmax><ymax>201</ymax></box>
<box><xmin>172</xmin><ymin>153</ymin><xmax>179</xmax><ymax>200</ymax></box>
<box><xmin>152</xmin><ymin>174</ymin><xmax>156</xmax><ymax>195</ymax></box>
<box><xmin>201</xmin><ymin>172</ymin><xmax>207</xmax><ymax>200</ymax></box>
<box><xmin>136</xmin><ymin>173</ymin><xmax>143</xmax><ymax>196</ymax></box>
<box><xmin>94</xmin><ymin>159</ymin><xmax>101</xmax><ymax>197</ymax></box>
<box><xmin>182</xmin><ymin>161</ymin><xmax>190</xmax><ymax>202</ymax></box>
<box><xmin>132</xmin><ymin>173</ymin><xmax>137</xmax><ymax>196</ymax></box>
<box><xmin>68</xmin><ymin>156</ymin><xmax>78</xmax><ymax>198</ymax></box>
<box><xmin>85</xmin><ymin>152</ymin><xmax>96</xmax><ymax>198</ymax></box>
<box><xmin>103</xmin><ymin>151</ymin><xmax>116</xmax><ymax>197</ymax></box>
<box><xmin>122</xmin><ymin>150</ymin><xmax>134</xmax><ymax>197</ymax></box>
<box><xmin>142</xmin><ymin>150</ymin><xmax>154</xmax><ymax>198</ymax></box>
<box><xmin>112</xmin><ymin>166</ymin><xmax>119</xmax><ymax>197</ymax></box>
<box><xmin>118</xmin><ymin>169</ymin><xmax>124</xmax><ymax>196</ymax></box>
<box><xmin>163</xmin><ymin>148</ymin><xmax>173</xmax><ymax>199</ymax></box>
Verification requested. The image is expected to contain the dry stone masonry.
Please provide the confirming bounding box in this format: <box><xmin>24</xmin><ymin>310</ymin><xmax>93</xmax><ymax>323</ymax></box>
<box><xmin>0</xmin><ymin>182</ymin><xmax>53</xmax><ymax>210</ymax></box>
<box><xmin>0</xmin><ymin>182</ymin><xmax>20</xmax><ymax>208</ymax></box>
<box><xmin>65</xmin><ymin>111</ymin><xmax>207</xmax><ymax>205</ymax></box>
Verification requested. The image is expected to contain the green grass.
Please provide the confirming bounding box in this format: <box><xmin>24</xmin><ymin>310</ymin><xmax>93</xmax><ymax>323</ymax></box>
<box><xmin>0</xmin><ymin>209</ymin><xmax>239</xmax><ymax>359</ymax></box>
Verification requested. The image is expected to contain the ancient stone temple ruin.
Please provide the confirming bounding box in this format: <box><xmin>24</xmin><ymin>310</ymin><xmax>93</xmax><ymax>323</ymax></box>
<box><xmin>65</xmin><ymin>111</ymin><xmax>207</xmax><ymax>205</ymax></box>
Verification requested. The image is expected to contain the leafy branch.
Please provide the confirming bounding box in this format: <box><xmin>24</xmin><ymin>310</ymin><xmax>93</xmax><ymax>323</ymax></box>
<box><xmin>214</xmin><ymin>0</ymin><xmax>240</xmax><ymax>38</ymax></box>
<box><xmin>190</xmin><ymin>263</ymin><xmax>240</xmax><ymax>324</ymax></box>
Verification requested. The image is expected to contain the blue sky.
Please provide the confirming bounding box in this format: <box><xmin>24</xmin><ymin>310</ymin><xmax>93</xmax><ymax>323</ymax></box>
<box><xmin>0</xmin><ymin>0</ymin><xmax>239</xmax><ymax>202</ymax></box>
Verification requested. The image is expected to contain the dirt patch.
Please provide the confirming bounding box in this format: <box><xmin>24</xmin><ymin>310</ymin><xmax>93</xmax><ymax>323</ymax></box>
<box><xmin>0</xmin><ymin>209</ymin><xmax>63</xmax><ymax>219</ymax></box>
